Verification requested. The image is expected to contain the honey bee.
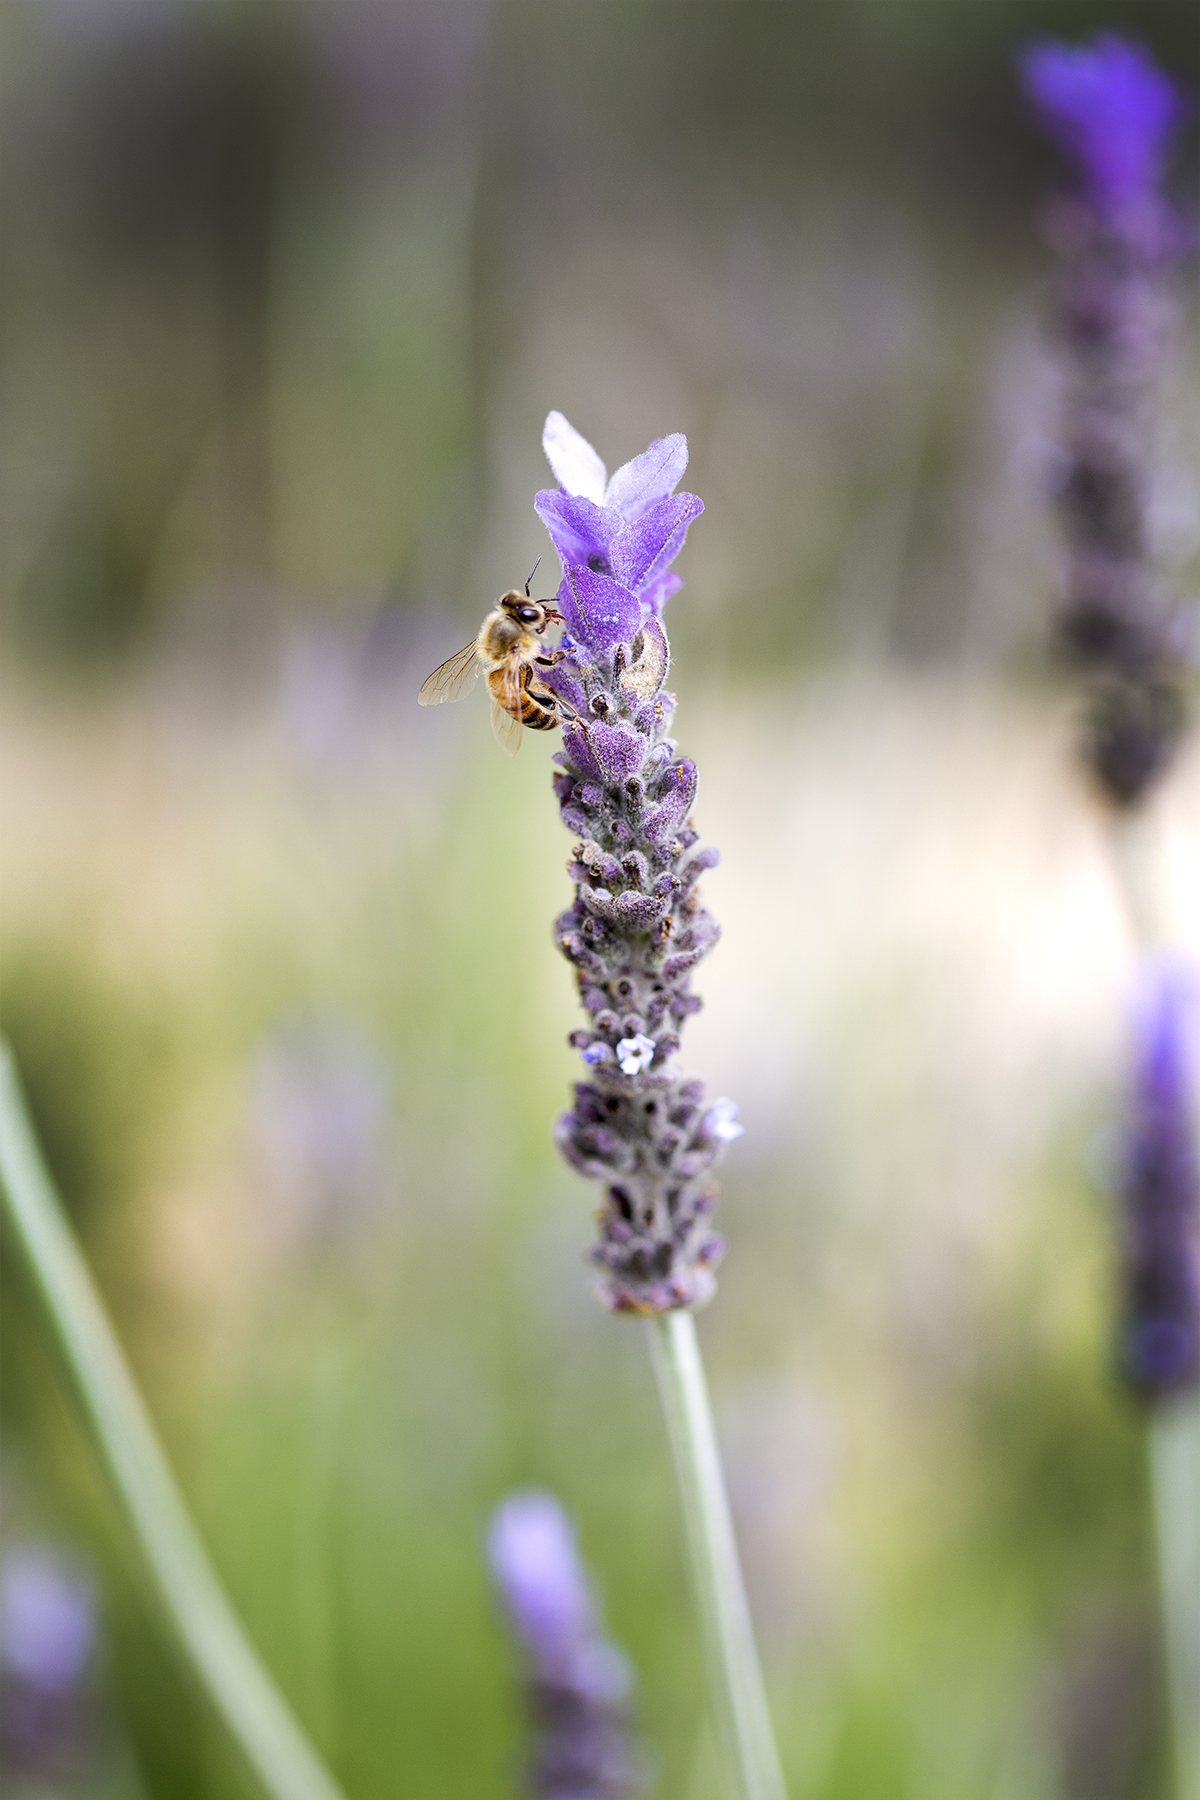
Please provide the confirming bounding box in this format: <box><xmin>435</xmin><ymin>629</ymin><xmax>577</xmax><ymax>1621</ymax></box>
<box><xmin>417</xmin><ymin>563</ymin><xmax>571</xmax><ymax>755</ymax></box>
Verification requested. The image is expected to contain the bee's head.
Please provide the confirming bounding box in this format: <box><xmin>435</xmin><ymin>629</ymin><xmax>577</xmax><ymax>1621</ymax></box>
<box><xmin>500</xmin><ymin>592</ymin><xmax>548</xmax><ymax>630</ymax></box>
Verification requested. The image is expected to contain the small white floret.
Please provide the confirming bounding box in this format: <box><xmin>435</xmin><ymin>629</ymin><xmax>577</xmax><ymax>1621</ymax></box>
<box><xmin>615</xmin><ymin>1034</ymin><xmax>656</xmax><ymax>1075</ymax></box>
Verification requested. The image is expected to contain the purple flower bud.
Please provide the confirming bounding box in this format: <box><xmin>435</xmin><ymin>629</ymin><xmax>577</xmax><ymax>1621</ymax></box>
<box><xmin>537</xmin><ymin>414</ymin><xmax>737</xmax><ymax>1313</ymax></box>
<box><xmin>487</xmin><ymin>1492</ymin><xmax>640</xmax><ymax>1800</ymax></box>
<box><xmin>1120</xmin><ymin>958</ymin><xmax>1200</xmax><ymax>1400</ymax></box>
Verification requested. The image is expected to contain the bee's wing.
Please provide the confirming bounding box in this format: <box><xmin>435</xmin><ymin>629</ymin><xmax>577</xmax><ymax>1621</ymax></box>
<box><xmin>418</xmin><ymin>641</ymin><xmax>481</xmax><ymax>706</ymax></box>
<box><xmin>490</xmin><ymin>661</ymin><xmax>524</xmax><ymax>756</ymax></box>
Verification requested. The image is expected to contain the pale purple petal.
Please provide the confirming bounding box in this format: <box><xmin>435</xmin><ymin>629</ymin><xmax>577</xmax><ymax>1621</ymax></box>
<box><xmin>611</xmin><ymin>493</ymin><xmax>703</xmax><ymax>595</ymax></box>
<box><xmin>604</xmin><ymin>433</ymin><xmax>689</xmax><ymax>519</ymax></box>
<box><xmin>487</xmin><ymin>1491</ymin><xmax>595</xmax><ymax>1657</ymax></box>
<box><xmin>542</xmin><ymin>411</ymin><xmax>607</xmax><ymax>503</ymax></box>
<box><xmin>562</xmin><ymin>567</ymin><xmax>643</xmax><ymax>654</ymax></box>
<box><xmin>642</xmin><ymin>571</ymin><xmax>683</xmax><ymax>616</ymax></box>
<box><xmin>535</xmin><ymin>490</ymin><xmax>621</xmax><ymax>572</ymax></box>
<box><xmin>555</xmin><ymin>573</ymin><xmax>588</xmax><ymax>643</ymax></box>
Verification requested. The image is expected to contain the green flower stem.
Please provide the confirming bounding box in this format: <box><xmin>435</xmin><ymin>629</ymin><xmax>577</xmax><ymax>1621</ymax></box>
<box><xmin>1151</xmin><ymin>1397</ymin><xmax>1200</xmax><ymax>1800</ymax></box>
<box><xmin>647</xmin><ymin>1309</ymin><xmax>787</xmax><ymax>1800</ymax></box>
<box><xmin>0</xmin><ymin>1042</ymin><xmax>348</xmax><ymax>1800</ymax></box>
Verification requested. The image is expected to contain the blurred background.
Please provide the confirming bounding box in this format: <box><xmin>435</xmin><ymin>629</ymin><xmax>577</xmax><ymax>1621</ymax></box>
<box><xmin>1</xmin><ymin>0</ymin><xmax>1199</xmax><ymax>1795</ymax></box>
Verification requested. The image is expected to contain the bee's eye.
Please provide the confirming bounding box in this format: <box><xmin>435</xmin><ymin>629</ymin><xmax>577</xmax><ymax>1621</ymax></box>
<box><xmin>516</xmin><ymin>603</ymin><xmax>540</xmax><ymax>624</ymax></box>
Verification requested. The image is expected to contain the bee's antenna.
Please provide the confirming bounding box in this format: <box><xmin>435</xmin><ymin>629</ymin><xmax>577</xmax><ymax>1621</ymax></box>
<box><xmin>524</xmin><ymin>556</ymin><xmax>541</xmax><ymax>597</ymax></box>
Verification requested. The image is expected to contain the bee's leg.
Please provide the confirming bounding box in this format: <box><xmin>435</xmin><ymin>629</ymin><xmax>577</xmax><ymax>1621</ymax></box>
<box><xmin>527</xmin><ymin>652</ymin><xmax>588</xmax><ymax>729</ymax></box>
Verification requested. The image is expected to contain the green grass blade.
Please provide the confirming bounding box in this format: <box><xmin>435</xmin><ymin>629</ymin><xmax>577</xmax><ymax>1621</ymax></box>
<box><xmin>0</xmin><ymin>1041</ymin><xmax>350</xmax><ymax>1800</ymax></box>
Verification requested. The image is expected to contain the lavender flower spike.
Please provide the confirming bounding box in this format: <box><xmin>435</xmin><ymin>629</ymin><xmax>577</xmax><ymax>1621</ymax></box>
<box><xmin>1018</xmin><ymin>35</ymin><xmax>1191</xmax><ymax>806</ymax></box>
<box><xmin>1120</xmin><ymin>958</ymin><xmax>1200</xmax><ymax>1400</ymax></box>
<box><xmin>487</xmin><ymin>1491</ymin><xmax>639</xmax><ymax>1800</ymax></box>
<box><xmin>536</xmin><ymin>413</ymin><xmax>733</xmax><ymax>1313</ymax></box>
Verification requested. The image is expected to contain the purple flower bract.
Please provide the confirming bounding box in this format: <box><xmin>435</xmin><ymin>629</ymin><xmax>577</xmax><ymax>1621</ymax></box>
<box><xmin>1019</xmin><ymin>33</ymin><xmax>1187</xmax><ymax>222</ymax></box>
<box><xmin>536</xmin><ymin>412</ymin><xmax>703</xmax><ymax>640</ymax></box>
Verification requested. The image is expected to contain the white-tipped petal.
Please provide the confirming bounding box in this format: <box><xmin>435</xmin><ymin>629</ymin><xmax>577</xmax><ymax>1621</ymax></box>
<box><xmin>543</xmin><ymin>411</ymin><xmax>607</xmax><ymax>503</ymax></box>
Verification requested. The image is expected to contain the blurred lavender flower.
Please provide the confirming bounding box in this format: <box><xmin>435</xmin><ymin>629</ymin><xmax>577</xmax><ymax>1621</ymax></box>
<box><xmin>1022</xmin><ymin>36</ymin><xmax>1186</xmax><ymax>230</ymax></box>
<box><xmin>537</xmin><ymin>413</ymin><xmax>738</xmax><ymax>1313</ymax></box>
<box><xmin>252</xmin><ymin>1016</ymin><xmax>388</xmax><ymax>1247</ymax></box>
<box><xmin>487</xmin><ymin>1491</ymin><xmax>639</xmax><ymax>1800</ymax></box>
<box><xmin>1120</xmin><ymin>959</ymin><xmax>1200</xmax><ymax>1400</ymax></box>
<box><xmin>0</xmin><ymin>1547</ymin><xmax>98</xmax><ymax>1784</ymax></box>
<box><xmin>1018</xmin><ymin>34</ymin><xmax>1191</xmax><ymax>806</ymax></box>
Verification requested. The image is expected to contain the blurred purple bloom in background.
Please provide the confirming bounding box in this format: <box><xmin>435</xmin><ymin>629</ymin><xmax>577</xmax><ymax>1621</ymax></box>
<box><xmin>1120</xmin><ymin>959</ymin><xmax>1200</xmax><ymax>1400</ymax></box>
<box><xmin>252</xmin><ymin>1015</ymin><xmax>389</xmax><ymax>1247</ymax></box>
<box><xmin>1020</xmin><ymin>34</ymin><xmax>1186</xmax><ymax>228</ymax></box>
<box><xmin>1018</xmin><ymin>33</ymin><xmax>1192</xmax><ymax>806</ymax></box>
<box><xmin>541</xmin><ymin>414</ymin><xmax>736</xmax><ymax>1312</ymax></box>
<box><xmin>487</xmin><ymin>1491</ymin><xmax>639</xmax><ymax>1800</ymax></box>
<box><xmin>0</xmin><ymin>1547</ymin><xmax>100</xmax><ymax>1785</ymax></box>
<box><xmin>0</xmin><ymin>1551</ymin><xmax>93</xmax><ymax>1693</ymax></box>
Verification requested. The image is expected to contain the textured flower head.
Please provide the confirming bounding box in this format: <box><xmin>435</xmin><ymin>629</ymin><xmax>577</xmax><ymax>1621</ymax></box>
<box><xmin>1019</xmin><ymin>34</ymin><xmax>1187</xmax><ymax>217</ymax></box>
<box><xmin>535</xmin><ymin>412</ymin><xmax>703</xmax><ymax>656</ymax></box>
